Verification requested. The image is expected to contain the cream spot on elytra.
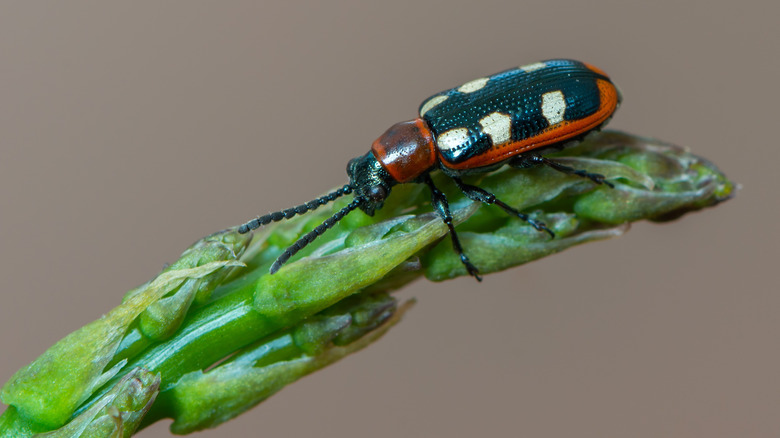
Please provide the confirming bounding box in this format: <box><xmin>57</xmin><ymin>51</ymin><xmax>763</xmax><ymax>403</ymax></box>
<box><xmin>437</xmin><ymin>128</ymin><xmax>470</xmax><ymax>151</ymax></box>
<box><xmin>457</xmin><ymin>77</ymin><xmax>489</xmax><ymax>93</ymax></box>
<box><xmin>541</xmin><ymin>90</ymin><xmax>566</xmax><ymax>125</ymax></box>
<box><xmin>419</xmin><ymin>95</ymin><xmax>448</xmax><ymax>116</ymax></box>
<box><xmin>520</xmin><ymin>62</ymin><xmax>547</xmax><ymax>72</ymax></box>
<box><xmin>479</xmin><ymin>112</ymin><xmax>512</xmax><ymax>145</ymax></box>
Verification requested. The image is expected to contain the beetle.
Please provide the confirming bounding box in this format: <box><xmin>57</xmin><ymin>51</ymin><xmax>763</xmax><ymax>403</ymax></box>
<box><xmin>238</xmin><ymin>59</ymin><xmax>622</xmax><ymax>280</ymax></box>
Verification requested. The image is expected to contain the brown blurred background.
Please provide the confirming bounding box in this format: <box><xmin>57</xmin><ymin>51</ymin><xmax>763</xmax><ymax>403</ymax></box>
<box><xmin>1</xmin><ymin>1</ymin><xmax>777</xmax><ymax>437</ymax></box>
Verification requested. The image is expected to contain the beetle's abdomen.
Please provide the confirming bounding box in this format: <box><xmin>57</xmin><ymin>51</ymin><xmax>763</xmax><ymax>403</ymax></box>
<box><xmin>419</xmin><ymin>59</ymin><xmax>621</xmax><ymax>170</ymax></box>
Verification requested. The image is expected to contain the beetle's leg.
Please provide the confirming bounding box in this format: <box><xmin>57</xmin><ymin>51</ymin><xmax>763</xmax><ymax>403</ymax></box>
<box><xmin>512</xmin><ymin>155</ymin><xmax>614</xmax><ymax>188</ymax></box>
<box><xmin>423</xmin><ymin>175</ymin><xmax>482</xmax><ymax>282</ymax></box>
<box><xmin>452</xmin><ymin>177</ymin><xmax>555</xmax><ymax>238</ymax></box>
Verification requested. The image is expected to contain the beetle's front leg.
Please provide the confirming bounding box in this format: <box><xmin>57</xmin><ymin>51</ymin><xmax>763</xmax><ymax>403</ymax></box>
<box><xmin>423</xmin><ymin>175</ymin><xmax>482</xmax><ymax>281</ymax></box>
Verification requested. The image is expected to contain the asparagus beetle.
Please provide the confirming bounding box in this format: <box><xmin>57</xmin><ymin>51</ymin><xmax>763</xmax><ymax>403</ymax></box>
<box><xmin>239</xmin><ymin>59</ymin><xmax>621</xmax><ymax>280</ymax></box>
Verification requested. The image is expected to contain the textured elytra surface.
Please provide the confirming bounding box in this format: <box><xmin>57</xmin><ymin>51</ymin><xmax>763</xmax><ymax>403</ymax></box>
<box><xmin>419</xmin><ymin>59</ymin><xmax>614</xmax><ymax>166</ymax></box>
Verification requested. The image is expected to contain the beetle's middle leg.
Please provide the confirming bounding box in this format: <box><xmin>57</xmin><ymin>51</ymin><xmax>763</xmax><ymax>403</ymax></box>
<box><xmin>512</xmin><ymin>155</ymin><xmax>615</xmax><ymax>188</ymax></box>
<box><xmin>451</xmin><ymin>176</ymin><xmax>554</xmax><ymax>238</ymax></box>
<box><xmin>423</xmin><ymin>175</ymin><xmax>482</xmax><ymax>282</ymax></box>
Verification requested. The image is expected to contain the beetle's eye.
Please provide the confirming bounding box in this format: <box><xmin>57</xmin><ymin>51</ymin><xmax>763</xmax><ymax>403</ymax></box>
<box><xmin>347</xmin><ymin>158</ymin><xmax>359</xmax><ymax>175</ymax></box>
<box><xmin>367</xmin><ymin>185</ymin><xmax>387</xmax><ymax>201</ymax></box>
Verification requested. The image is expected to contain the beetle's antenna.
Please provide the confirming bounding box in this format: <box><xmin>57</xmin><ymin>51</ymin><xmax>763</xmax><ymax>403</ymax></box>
<box><xmin>238</xmin><ymin>184</ymin><xmax>353</xmax><ymax>234</ymax></box>
<box><xmin>270</xmin><ymin>197</ymin><xmax>363</xmax><ymax>274</ymax></box>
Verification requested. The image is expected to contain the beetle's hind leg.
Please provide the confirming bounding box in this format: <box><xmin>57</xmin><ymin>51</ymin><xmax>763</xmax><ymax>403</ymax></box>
<box><xmin>512</xmin><ymin>155</ymin><xmax>614</xmax><ymax>188</ymax></box>
<box><xmin>451</xmin><ymin>177</ymin><xmax>555</xmax><ymax>238</ymax></box>
<box><xmin>423</xmin><ymin>175</ymin><xmax>482</xmax><ymax>282</ymax></box>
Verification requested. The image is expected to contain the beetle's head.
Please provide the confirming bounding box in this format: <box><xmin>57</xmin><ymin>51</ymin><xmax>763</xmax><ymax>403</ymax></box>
<box><xmin>347</xmin><ymin>152</ymin><xmax>396</xmax><ymax>216</ymax></box>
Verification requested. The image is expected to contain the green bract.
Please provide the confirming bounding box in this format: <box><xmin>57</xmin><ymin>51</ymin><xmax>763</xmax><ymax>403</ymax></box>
<box><xmin>0</xmin><ymin>131</ymin><xmax>734</xmax><ymax>436</ymax></box>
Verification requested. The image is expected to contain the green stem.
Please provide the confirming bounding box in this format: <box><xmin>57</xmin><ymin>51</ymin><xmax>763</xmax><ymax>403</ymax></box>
<box><xmin>0</xmin><ymin>131</ymin><xmax>735</xmax><ymax>437</ymax></box>
<box><xmin>0</xmin><ymin>406</ymin><xmax>47</xmax><ymax>437</ymax></box>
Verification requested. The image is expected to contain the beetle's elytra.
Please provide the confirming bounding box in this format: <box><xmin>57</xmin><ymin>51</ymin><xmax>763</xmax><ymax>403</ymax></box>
<box><xmin>239</xmin><ymin>59</ymin><xmax>622</xmax><ymax>281</ymax></box>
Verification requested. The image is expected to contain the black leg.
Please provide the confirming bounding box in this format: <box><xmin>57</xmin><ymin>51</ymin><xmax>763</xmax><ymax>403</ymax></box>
<box><xmin>423</xmin><ymin>175</ymin><xmax>482</xmax><ymax>282</ymax></box>
<box><xmin>513</xmin><ymin>155</ymin><xmax>615</xmax><ymax>188</ymax></box>
<box><xmin>451</xmin><ymin>177</ymin><xmax>555</xmax><ymax>238</ymax></box>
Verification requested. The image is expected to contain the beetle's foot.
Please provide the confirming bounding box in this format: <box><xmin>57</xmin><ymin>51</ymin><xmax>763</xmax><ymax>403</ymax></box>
<box><xmin>460</xmin><ymin>254</ymin><xmax>483</xmax><ymax>282</ymax></box>
<box><xmin>527</xmin><ymin>218</ymin><xmax>555</xmax><ymax>238</ymax></box>
<box><xmin>585</xmin><ymin>172</ymin><xmax>615</xmax><ymax>188</ymax></box>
